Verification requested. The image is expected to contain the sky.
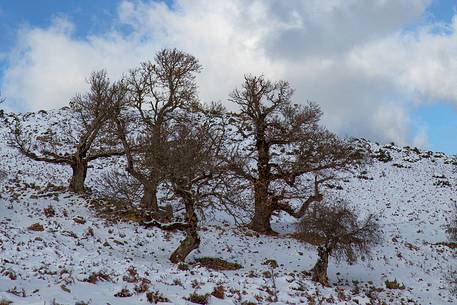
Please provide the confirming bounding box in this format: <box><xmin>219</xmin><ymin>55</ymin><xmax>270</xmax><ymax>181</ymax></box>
<box><xmin>1</xmin><ymin>0</ymin><xmax>457</xmax><ymax>153</ymax></box>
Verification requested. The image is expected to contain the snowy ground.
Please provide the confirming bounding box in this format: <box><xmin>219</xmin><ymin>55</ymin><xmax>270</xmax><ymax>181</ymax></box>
<box><xmin>0</xmin><ymin>109</ymin><xmax>456</xmax><ymax>304</ymax></box>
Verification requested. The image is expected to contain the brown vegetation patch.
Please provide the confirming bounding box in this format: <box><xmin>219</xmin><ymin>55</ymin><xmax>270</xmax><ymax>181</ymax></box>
<box><xmin>146</xmin><ymin>291</ymin><xmax>169</xmax><ymax>303</ymax></box>
<box><xmin>385</xmin><ymin>279</ymin><xmax>406</xmax><ymax>290</ymax></box>
<box><xmin>88</xmin><ymin>198</ymin><xmax>171</xmax><ymax>225</ymax></box>
<box><xmin>211</xmin><ymin>285</ymin><xmax>225</xmax><ymax>299</ymax></box>
<box><xmin>114</xmin><ymin>288</ymin><xmax>132</xmax><ymax>297</ymax></box>
<box><xmin>186</xmin><ymin>292</ymin><xmax>209</xmax><ymax>304</ymax></box>
<box><xmin>83</xmin><ymin>271</ymin><xmax>112</xmax><ymax>284</ymax></box>
<box><xmin>194</xmin><ymin>257</ymin><xmax>242</xmax><ymax>271</ymax></box>
<box><xmin>27</xmin><ymin>223</ymin><xmax>44</xmax><ymax>231</ymax></box>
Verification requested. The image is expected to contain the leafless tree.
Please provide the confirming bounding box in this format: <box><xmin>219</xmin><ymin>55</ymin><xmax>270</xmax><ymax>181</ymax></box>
<box><xmin>113</xmin><ymin>48</ymin><xmax>202</xmax><ymax>211</ymax></box>
<box><xmin>227</xmin><ymin>75</ymin><xmax>367</xmax><ymax>233</ymax></box>
<box><xmin>143</xmin><ymin>105</ymin><xmax>226</xmax><ymax>263</ymax></box>
<box><xmin>298</xmin><ymin>200</ymin><xmax>381</xmax><ymax>286</ymax></box>
<box><xmin>11</xmin><ymin>70</ymin><xmax>125</xmax><ymax>193</ymax></box>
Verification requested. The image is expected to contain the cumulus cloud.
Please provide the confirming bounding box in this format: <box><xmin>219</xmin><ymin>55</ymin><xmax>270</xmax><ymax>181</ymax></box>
<box><xmin>350</xmin><ymin>18</ymin><xmax>457</xmax><ymax>104</ymax></box>
<box><xmin>2</xmin><ymin>16</ymin><xmax>149</xmax><ymax>111</ymax></box>
<box><xmin>1</xmin><ymin>0</ymin><xmax>453</xmax><ymax>147</ymax></box>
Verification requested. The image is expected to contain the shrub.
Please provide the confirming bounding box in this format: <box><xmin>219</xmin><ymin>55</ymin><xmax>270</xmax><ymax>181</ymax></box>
<box><xmin>146</xmin><ymin>291</ymin><xmax>169</xmax><ymax>303</ymax></box>
<box><xmin>187</xmin><ymin>292</ymin><xmax>209</xmax><ymax>304</ymax></box>
<box><xmin>385</xmin><ymin>279</ymin><xmax>405</xmax><ymax>290</ymax></box>
<box><xmin>298</xmin><ymin>199</ymin><xmax>382</xmax><ymax>286</ymax></box>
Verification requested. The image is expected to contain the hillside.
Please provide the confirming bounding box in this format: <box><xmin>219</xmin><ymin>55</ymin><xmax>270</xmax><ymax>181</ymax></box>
<box><xmin>0</xmin><ymin>109</ymin><xmax>456</xmax><ymax>305</ymax></box>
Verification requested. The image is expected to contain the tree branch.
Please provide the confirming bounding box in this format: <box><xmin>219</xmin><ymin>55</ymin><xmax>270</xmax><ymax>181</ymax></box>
<box><xmin>86</xmin><ymin>149</ymin><xmax>125</xmax><ymax>162</ymax></box>
<box><xmin>275</xmin><ymin>193</ymin><xmax>323</xmax><ymax>218</ymax></box>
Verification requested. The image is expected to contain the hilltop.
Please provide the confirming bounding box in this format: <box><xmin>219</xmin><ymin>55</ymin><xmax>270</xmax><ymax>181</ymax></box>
<box><xmin>0</xmin><ymin>108</ymin><xmax>456</xmax><ymax>305</ymax></box>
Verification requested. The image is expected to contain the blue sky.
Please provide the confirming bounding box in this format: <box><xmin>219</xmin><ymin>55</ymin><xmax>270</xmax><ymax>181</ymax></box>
<box><xmin>0</xmin><ymin>1</ymin><xmax>120</xmax><ymax>77</ymax></box>
<box><xmin>1</xmin><ymin>0</ymin><xmax>457</xmax><ymax>154</ymax></box>
<box><xmin>398</xmin><ymin>0</ymin><xmax>457</xmax><ymax>154</ymax></box>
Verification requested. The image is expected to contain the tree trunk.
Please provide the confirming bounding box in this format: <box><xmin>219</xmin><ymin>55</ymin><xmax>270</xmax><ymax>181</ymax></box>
<box><xmin>69</xmin><ymin>159</ymin><xmax>88</xmax><ymax>193</ymax></box>
<box><xmin>249</xmin><ymin>181</ymin><xmax>274</xmax><ymax>233</ymax></box>
<box><xmin>312</xmin><ymin>246</ymin><xmax>331</xmax><ymax>286</ymax></box>
<box><xmin>249</xmin><ymin>127</ymin><xmax>273</xmax><ymax>233</ymax></box>
<box><xmin>170</xmin><ymin>193</ymin><xmax>200</xmax><ymax>263</ymax></box>
<box><xmin>140</xmin><ymin>182</ymin><xmax>159</xmax><ymax>211</ymax></box>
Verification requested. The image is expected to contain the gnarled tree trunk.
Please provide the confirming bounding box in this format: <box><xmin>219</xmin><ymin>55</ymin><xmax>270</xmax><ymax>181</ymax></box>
<box><xmin>249</xmin><ymin>181</ymin><xmax>273</xmax><ymax>233</ymax></box>
<box><xmin>140</xmin><ymin>182</ymin><xmax>159</xmax><ymax>211</ymax></box>
<box><xmin>312</xmin><ymin>246</ymin><xmax>331</xmax><ymax>286</ymax></box>
<box><xmin>69</xmin><ymin>159</ymin><xmax>88</xmax><ymax>193</ymax></box>
<box><xmin>170</xmin><ymin>193</ymin><xmax>200</xmax><ymax>263</ymax></box>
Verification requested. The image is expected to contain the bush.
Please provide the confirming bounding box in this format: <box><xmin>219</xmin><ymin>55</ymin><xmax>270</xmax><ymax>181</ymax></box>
<box><xmin>146</xmin><ymin>291</ymin><xmax>169</xmax><ymax>303</ymax></box>
<box><xmin>298</xmin><ymin>199</ymin><xmax>382</xmax><ymax>286</ymax></box>
<box><xmin>385</xmin><ymin>279</ymin><xmax>405</xmax><ymax>290</ymax></box>
<box><xmin>83</xmin><ymin>271</ymin><xmax>111</xmax><ymax>284</ymax></box>
<box><xmin>375</xmin><ymin>149</ymin><xmax>392</xmax><ymax>162</ymax></box>
<box><xmin>187</xmin><ymin>292</ymin><xmax>209</xmax><ymax>304</ymax></box>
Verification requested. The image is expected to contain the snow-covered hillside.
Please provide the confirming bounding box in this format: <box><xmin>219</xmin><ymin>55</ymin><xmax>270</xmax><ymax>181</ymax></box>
<box><xmin>0</xmin><ymin>109</ymin><xmax>456</xmax><ymax>305</ymax></box>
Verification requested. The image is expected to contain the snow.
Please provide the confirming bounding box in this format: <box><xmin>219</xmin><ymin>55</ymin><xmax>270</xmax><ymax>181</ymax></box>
<box><xmin>0</xmin><ymin>109</ymin><xmax>456</xmax><ymax>304</ymax></box>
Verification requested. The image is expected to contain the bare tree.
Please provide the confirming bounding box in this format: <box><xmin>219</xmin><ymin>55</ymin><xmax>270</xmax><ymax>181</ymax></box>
<box><xmin>113</xmin><ymin>48</ymin><xmax>202</xmax><ymax>211</ymax></box>
<box><xmin>143</xmin><ymin>106</ymin><xmax>226</xmax><ymax>263</ymax></box>
<box><xmin>12</xmin><ymin>70</ymin><xmax>125</xmax><ymax>193</ymax></box>
<box><xmin>298</xmin><ymin>200</ymin><xmax>381</xmax><ymax>286</ymax></box>
<box><xmin>227</xmin><ymin>75</ymin><xmax>367</xmax><ymax>233</ymax></box>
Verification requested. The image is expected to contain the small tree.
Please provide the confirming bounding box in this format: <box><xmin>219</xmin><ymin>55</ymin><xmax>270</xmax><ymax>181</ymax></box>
<box><xmin>143</xmin><ymin>106</ymin><xmax>226</xmax><ymax>263</ymax></box>
<box><xmin>298</xmin><ymin>200</ymin><xmax>381</xmax><ymax>286</ymax></box>
<box><xmin>12</xmin><ymin>71</ymin><xmax>125</xmax><ymax>193</ymax></box>
<box><xmin>114</xmin><ymin>48</ymin><xmax>202</xmax><ymax>211</ymax></box>
<box><xmin>227</xmin><ymin>75</ymin><xmax>367</xmax><ymax>233</ymax></box>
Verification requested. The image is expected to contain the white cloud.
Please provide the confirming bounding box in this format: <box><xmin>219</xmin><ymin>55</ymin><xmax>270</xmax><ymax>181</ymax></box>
<box><xmin>349</xmin><ymin>18</ymin><xmax>457</xmax><ymax>104</ymax></box>
<box><xmin>413</xmin><ymin>127</ymin><xmax>429</xmax><ymax>148</ymax></box>
<box><xmin>0</xmin><ymin>0</ymin><xmax>450</xmax><ymax>146</ymax></box>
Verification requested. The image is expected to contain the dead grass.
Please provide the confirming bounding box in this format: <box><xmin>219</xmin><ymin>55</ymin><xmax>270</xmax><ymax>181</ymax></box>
<box><xmin>194</xmin><ymin>257</ymin><xmax>242</xmax><ymax>271</ymax></box>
